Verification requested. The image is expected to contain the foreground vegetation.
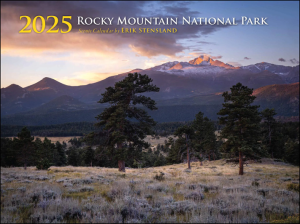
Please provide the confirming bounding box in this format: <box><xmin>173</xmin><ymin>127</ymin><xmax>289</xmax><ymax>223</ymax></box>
<box><xmin>1</xmin><ymin>160</ymin><xmax>299</xmax><ymax>223</ymax></box>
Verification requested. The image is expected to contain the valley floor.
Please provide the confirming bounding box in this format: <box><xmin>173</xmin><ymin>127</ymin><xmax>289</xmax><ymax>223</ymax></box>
<box><xmin>1</xmin><ymin>159</ymin><xmax>299</xmax><ymax>223</ymax></box>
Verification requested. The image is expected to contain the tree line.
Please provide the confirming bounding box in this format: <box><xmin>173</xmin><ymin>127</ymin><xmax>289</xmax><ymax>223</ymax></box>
<box><xmin>1</xmin><ymin>122</ymin><xmax>194</xmax><ymax>138</ymax></box>
<box><xmin>1</xmin><ymin>128</ymin><xmax>67</xmax><ymax>169</ymax></box>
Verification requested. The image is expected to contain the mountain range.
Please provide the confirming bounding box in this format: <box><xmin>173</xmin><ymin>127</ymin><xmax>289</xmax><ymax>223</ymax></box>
<box><xmin>1</xmin><ymin>55</ymin><xmax>299</xmax><ymax>125</ymax></box>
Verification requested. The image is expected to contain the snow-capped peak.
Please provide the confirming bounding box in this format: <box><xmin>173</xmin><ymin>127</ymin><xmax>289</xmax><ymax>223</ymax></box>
<box><xmin>189</xmin><ymin>55</ymin><xmax>214</xmax><ymax>65</ymax></box>
<box><xmin>146</xmin><ymin>55</ymin><xmax>240</xmax><ymax>77</ymax></box>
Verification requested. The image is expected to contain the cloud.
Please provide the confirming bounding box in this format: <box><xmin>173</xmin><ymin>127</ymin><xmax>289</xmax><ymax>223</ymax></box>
<box><xmin>188</xmin><ymin>53</ymin><xmax>222</xmax><ymax>60</ymax></box>
<box><xmin>1</xmin><ymin>1</ymin><xmax>236</xmax><ymax>59</ymax></box>
<box><xmin>164</xmin><ymin>5</ymin><xmax>199</xmax><ymax>17</ymax></box>
<box><xmin>189</xmin><ymin>52</ymin><xmax>204</xmax><ymax>58</ymax></box>
<box><xmin>211</xmin><ymin>55</ymin><xmax>222</xmax><ymax>59</ymax></box>
<box><xmin>244</xmin><ymin>57</ymin><xmax>250</xmax><ymax>60</ymax></box>
<box><xmin>290</xmin><ymin>58</ymin><xmax>299</xmax><ymax>64</ymax></box>
<box><xmin>58</xmin><ymin>72</ymin><xmax>118</xmax><ymax>86</ymax></box>
<box><xmin>197</xmin><ymin>41</ymin><xmax>216</xmax><ymax>45</ymax></box>
<box><xmin>192</xmin><ymin>49</ymin><xmax>203</xmax><ymax>52</ymax></box>
<box><xmin>278</xmin><ymin>58</ymin><xmax>286</xmax><ymax>62</ymax></box>
<box><xmin>227</xmin><ymin>61</ymin><xmax>242</xmax><ymax>67</ymax></box>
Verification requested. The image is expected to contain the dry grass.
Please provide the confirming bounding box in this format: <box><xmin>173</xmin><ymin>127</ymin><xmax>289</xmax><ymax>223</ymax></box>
<box><xmin>8</xmin><ymin>136</ymin><xmax>82</xmax><ymax>144</ymax></box>
<box><xmin>7</xmin><ymin>135</ymin><xmax>171</xmax><ymax>149</ymax></box>
<box><xmin>144</xmin><ymin>135</ymin><xmax>173</xmax><ymax>148</ymax></box>
<box><xmin>35</xmin><ymin>136</ymin><xmax>82</xmax><ymax>143</ymax></box>
<box><xmin>1</xmin><ymin>160</ymin><xmax>299</xmax><ymax>223</ymax></box>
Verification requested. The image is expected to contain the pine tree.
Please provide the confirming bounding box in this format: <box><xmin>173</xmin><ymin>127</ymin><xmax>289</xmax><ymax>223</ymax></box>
<box><xmin>202</xmin><ymin>120</ymin><xmax>218</xmax><ymax>162</ymax></box>
<box><xmin>95</xmin><ymin>73</ymin><xmax>160</xmax><ymax>172</ymax></box>
<box><xmin>55</xmin><ymin>141</ymin><xmax>67</xmax><ymax>166</ymax></box>
<box><xmin>154</xmin><ymin>154</ymin><xmax>166</xmax><ymax>167</ymax></box>
<box><xmin>174</xmin><ymin>125</ymin><xmax>194</xmax><ymax>169</ymax></box>
<box><xmin>43</xmin><ymin>137</ymin><xmax>55</xmax><ymax>165</ymax></box>
<box><xmin>16</xmin><ymin>127</ymin><xmax>35</xmax><ymax>169</ymax></box>
<box><xmin>217</xmin><ymin>83</ymin><xmax>262</xmax><ymax>175</ymax></box>
<box><xmin>1</xmin><ymin>137</ymin><xmax>16</xmax><ymax>167</ymax></box>
<box><xmin>261</xmin><ymin>108</ymin><xmax>277</xmax><ymax>157</ymax></box>
<box><xmin>166</xmin><ymin>137</ymin><xmax>183</xmax><ymax>165</ymax></box>
<box><xmin>284</xmin><ymin>138</ymin><xmax>299</xmax><ymax>166</ymax></box>
<box><xmin>192</xmin><ymin>112</ymin><xmax>217</xmax><ymax>165</ymax></box>
<box><xmin>68</xmin><ymin>147</ymin><xmax>79</xmax><ymax>166</ymax></box>
<box><xmin>84</xmin><ymin>146</ymin><xmax>95</xmax><ymax>167</ymax></box>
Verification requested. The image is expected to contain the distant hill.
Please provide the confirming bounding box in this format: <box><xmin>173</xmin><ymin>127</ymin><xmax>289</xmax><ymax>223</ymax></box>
<box><xmin>26</xmin><ymin>95</ymin><xmax>87</xmax><ymax>114</ymax></box>
<box><xmin>1</xmin><ymin>83</ymin><xmax>298</xmax><ymax>126</ymax></box>
<box><xmin>254</xmin><ymin>82</ymin><xmax>299</xmax><ymax>115</ymax></box>
<box><xmin>157</xmin><ymin>82</ymin><xmax>299</xmax><ymax>112</ymax></box>
<box><xmin>25</xmin><ymin>77</ymin><xmax>71</xmax><ymax>92</ymax></box>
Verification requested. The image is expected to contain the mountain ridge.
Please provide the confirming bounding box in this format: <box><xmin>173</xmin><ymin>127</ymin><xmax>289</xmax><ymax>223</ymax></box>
<box><xmin>1</xmin><ymin>82</ymin><xmax>298</xmax><ymax>126</ymax></box>
<box><xmin>26</xmin><ymin>95</ymin><xmax>87</xmax><ymax>114</ymax></box>
<box><xmin>3</xmin><ymin>55</ymin><xmax>299</xmax><ymax>89</ymax></box>
<box><xmin>1</xmin><ymin>55</ymin><xmax>299</xmax><ymax>117</ymax></box>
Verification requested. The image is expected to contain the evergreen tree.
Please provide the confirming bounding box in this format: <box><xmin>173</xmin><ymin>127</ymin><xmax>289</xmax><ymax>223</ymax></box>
<box><xmin>261</xmin><ymin>108</ymin><xmax>277</xmax><ymax>157</ymax></box>
<box><xmin>95</xmin><ymin>73</ymin><xmax>159</xmax><ymax>172</ymax></box>
<box><xmin>43</xmin><ymin>137</ymin><xmax>56</xmax><ymax>165</ymax></box>
<box><xmin>284</xmin><ymin>138</ymin><xmax>299</xmax><ymax>166</ymax></box>
<box><xmin>0</xmin><ymin>138</ymin><xmax>9</xmax><ymax>167</ymax></box>
<box><xmin>192</xmin><ymin>112</ymin><xmax>217</xmax><ymax>165</ymax></box>
<box><xmin>34</xmin><ymin>137</ymin><xmax>55</xmax><ymax>170</ymax></box>
<box><xmin>62</xmin><ymin>141</ymin><xmax>67</xmax><ymax>150</ymax></box>
<box><xmin>202</xmin><ymin>120</ymin><xmax>218</xmax><ymax>162</ymax></box>
<box><xmin>83</xmin><ymin>132</ymin><xmax>97</xmax><ymax>146</ymax></box>
<box><xmin>55</xmin><ymin>141</ymin><xmax>67</xmax><ymax>166</ymax></box>
<box><xmin>154</xmin><ymin>154</ymin><xmax>166</xmax><ymax>167</ymax></box>
<box><xmin>217</xmin><ymin>83</ymin><xmax>262</xmax><ymax>175</ymax></box>
<box><xmin>161</xmin><ymin>144</ymin><xmax>167</xmax><ymax>153</ymax></box>
<box><xmin>68</xmin><ymin>137</ymin><xmax>82</xmax><ymax>148</ymax></box>
<box><xmin>174</xmin><ymin>125</ymin><xmax>194</xmax><ymax>169</ymax></box>
<box><xmin>94</xmin><ymin>145</ymin><xmax>110</xmax><ymax>167</ymax></box>
<box><xmin>68</xmin><ymin>147</ymin><xmax>79</xmax><ymax>166</ymax></box>
<box><xmin>84</xmin><ymin>146</ymin><xmax>95</xmax><ymax>167</ymax></box>
<box><xmin>166</xmin><ymin>137</ymin><xmax>184</xmax><ymax>165</ymax></box>
<box><xmin>34</xmin><ymin>137</ymin><xmax>44</xmax><ymax>165</ymax></box>
<box><xmin>16</xmin><ymin>127</ymin><xmax>35</xmax><ymax>169</ymax></box>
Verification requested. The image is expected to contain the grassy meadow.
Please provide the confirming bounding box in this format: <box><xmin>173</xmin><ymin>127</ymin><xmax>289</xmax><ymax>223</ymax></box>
<box><xmin>1</xmin><ymin>159</ymin><xmax>299</xmax><ymax>223</ymax></box>
<box><xmin>7</xmin><ymin>136</ymin><xmax>171</xmax><ymax>149</ymax></box>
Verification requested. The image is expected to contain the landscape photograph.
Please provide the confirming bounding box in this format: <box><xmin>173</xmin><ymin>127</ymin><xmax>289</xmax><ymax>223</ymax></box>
<box><xmin>1</xmin><ymin>1</ymin><xmax>299</xmax><ymax>223</ymax></box>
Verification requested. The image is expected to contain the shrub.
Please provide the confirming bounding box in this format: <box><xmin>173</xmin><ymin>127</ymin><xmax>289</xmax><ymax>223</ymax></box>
<box><xmin>270</xmin><ymin>214</ymin><xmax>299</xmax><ymax>223</ymax></box>
<box><xmin>145</xmin><ymin>194</ymin><xmax>153</xmax><ymax>200</ymax></box>
<box><xmin>252</xmin><ymin>181</ymin><xmax>260</xmax><ymax>187</ymax></box>
<box><xmin>188</xmin><ymin>184</ymin><xmax>197</xmax><ymax>190</ymax></box>
<box><xmin>35</xmin><ymin>176</ymin><xmax>49</xmax><ymax>181</ymax></box>
<box><xmin>121</xmin><ymin>208</ymin><xmax>129</xmax><ymax>223</ymax></box>
<box><xmin>184</xmin><ymin>191</ymin><xmax>204</xmax><ymax>201</ymax></box>
<box><xmin>17</xmin><ymin>187</ymin><xmax>26</xmax><ymax>193</ymax></box>
<box><xmin>287</xmin><ymin>183</ymin><xmax>299</xmax><ymax>192</ymax></box>
<box><xmin>36</xmin><ymin>159</ymin><xmax>51</xmax><ymax>170</ymax></box>
<box><xmin>43</xmin><ymin>190</ymin><xmax>57</xmax><ymax>200</ymax></box>
<box><xmin>101</xmin><ymin>191</ymin><xmax>114</xmax><ymax>202</ymax></box>
<box><xmin>154</xmin><ymin>172</ymin><xmax>165</xmax><ymax>181</ymax></box>
<box><xmin>118</xmin><ymin>174</ymin><xmax>126</xmax><ymax>178</ymax></box>
<box><xmin>68</xmin><ymin>188</ymin><xmax>80</xmax><ymax>194</ymax></box>
<box><xmin>280</xmin><ymin>177</ymin><xmax>292</xmax><ymax>182</ymax></box>
<box><xmin>80</xmin><ymin>186</ymin><xmax>94</xmax><ymax>192</ymax></box>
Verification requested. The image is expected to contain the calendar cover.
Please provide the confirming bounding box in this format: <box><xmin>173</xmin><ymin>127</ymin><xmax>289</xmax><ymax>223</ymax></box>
<box><xmin>1</xmin><ymin>2</ymin><xmax>299</xmax><ymax>223</ymax></box>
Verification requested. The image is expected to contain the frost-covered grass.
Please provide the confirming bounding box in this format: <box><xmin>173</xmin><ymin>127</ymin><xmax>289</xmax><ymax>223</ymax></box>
<box><xmin>1</xmin><ymin>159</ymin><xmax>299</xmax><ymax>223</ymax></box>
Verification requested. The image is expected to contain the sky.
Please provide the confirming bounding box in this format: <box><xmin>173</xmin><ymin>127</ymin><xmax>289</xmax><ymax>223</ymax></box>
<box><xmin>1</xmin><ymin>1</ymin><xmax>299</xmax><ymax>88</ymax></box>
